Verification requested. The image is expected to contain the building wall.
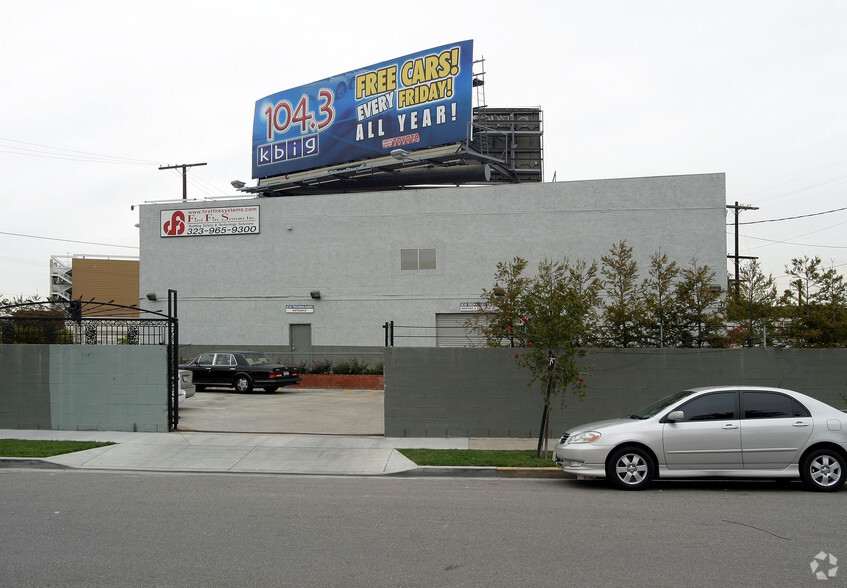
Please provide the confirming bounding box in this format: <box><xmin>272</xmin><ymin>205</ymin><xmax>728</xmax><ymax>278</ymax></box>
<box><xmin>139</xmin><ymin>174</ymin><xmax>726</xmax><ymax>347</ymax></box>
<box><xmin>384</xmin><ymin>347</ymin><xmax>847</xmax><ymax>438</ymax></box>
<box><xmin>0</xmin><ymin>345</ymin><xmax>167</xmax><ymax>432</ymax></box>
<box><xmin>72</xmin><ymin>257</ymin><xmax>140</xmax><ymax>315</ymax></box>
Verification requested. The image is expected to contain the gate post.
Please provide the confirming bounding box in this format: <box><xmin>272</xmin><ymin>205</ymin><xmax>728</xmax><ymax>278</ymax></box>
<box><xmin>167</xmin><ymin>289</ymin><xmax>179</xmax><ymax>431</ymax></box>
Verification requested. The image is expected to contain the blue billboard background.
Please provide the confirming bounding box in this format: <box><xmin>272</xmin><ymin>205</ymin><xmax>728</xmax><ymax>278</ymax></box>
<box><xmin>252</xmin><ymin>40</ymin><xmax>473</xmax><ymax>180</ymax></box>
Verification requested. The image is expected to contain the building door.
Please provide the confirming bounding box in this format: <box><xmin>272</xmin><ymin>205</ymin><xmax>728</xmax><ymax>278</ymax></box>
<box><xmin>435</xmin><ymin>313</ymin><xmax>487</xmax><ymax>347</ymax></box>
<box><xmin>290</xmin><ymin>323</ymin><xmax>312</xmax><ymax>364</ymax></box>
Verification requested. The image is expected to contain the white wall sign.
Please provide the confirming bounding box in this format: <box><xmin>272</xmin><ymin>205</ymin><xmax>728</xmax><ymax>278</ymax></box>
<box><xmin>160</xmin><ymin>206</ymin><xmax>260</xmax><ymax>237</ymax></box>
<box><xmin>460</xmin><ymin>302</ymin><xmax>492</xmax><ymax>312</ymax></box>
<box><xmin>286</xmin><ymin>305</ymin><xmax>315</xmax><ymax>313</ymax></box>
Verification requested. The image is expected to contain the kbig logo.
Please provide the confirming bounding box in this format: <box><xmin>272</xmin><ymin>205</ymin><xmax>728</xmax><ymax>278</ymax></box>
<box><xmin>163</xmin><ymin>211</ymin><xmax>186</xmax><ymax>236</ymax></box>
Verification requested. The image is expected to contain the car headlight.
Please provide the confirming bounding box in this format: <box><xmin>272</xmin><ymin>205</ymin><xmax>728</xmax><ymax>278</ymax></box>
<box><xmin>565</xmin><ymin>431</ymin><xmax>602</xmax><ymax>444</ymax></box>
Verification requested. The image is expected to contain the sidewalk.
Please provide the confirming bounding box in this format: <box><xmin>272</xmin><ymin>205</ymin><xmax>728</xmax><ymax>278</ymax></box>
<box><xmin>0</xmin><ymin>429</ymin><xmax>566</xmax><ymax>478</ymax></box>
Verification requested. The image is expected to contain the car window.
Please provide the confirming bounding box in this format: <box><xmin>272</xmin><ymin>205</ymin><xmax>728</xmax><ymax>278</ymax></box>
<box><xmin>244</xmin><ymin>353</ymin><xmax>271</xmax><ymax>366</ymax></box>
<box><xmin>196</xmin><ymin>353</ymin><xmax>215</xmax><ymax>366</ymax></box>
<box><xmin>676</xmin><ymin>392</ymin><xmax>736</xmax><ymax>421</ymax></box>
<box><xmin>631</xmin><ymin>390</ymin><xmax>694</xmax><ymax>419</ymax></box>
<box><xmin>213</xmin><ymin>354</ymin><xmax>235</xmax><ymax>366</ymax></box>
<box><xmin>742</xmin><ymin>391</ymin><xmax>810</xmax><ymax>419</ymax></box>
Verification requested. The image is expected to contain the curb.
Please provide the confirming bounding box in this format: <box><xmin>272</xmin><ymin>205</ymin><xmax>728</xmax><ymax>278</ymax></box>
<box><xmin>0</xmin><ymin>458</ymin><xmax>568</xmax><ymax>478</ymax></box>
<box><xmin>389</xmin><ymin>466</ymin><xmax>568</xmax><ymax>479</ymax></box>
<box><xmin>0</xmin><ymin>458</ymin><xmax>69</xmax><ymax>470</ymax></box>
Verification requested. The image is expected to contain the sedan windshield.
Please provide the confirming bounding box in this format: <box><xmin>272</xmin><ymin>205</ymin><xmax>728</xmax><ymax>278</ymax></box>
<box><xmin>243</xmin><ymin>353</ymin><xmax>272</xmax><ymax>366</ymax></box>
<box><xmin>630</xmin><ymin>390</ymin><xmax>693</xmax><ymax>419</ymax></box>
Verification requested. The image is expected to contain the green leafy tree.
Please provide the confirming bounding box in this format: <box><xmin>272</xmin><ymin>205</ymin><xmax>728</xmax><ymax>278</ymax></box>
<box><xmin>674</xmin><ymin>259</ymin><xmax>726</xmax><ymax>347</ymax></box>
<box><xmin>779</xmin><ymin>256</ymin><xmax>847</xmax><ymax>346</ymax></box>
<box><xmin>639</xmin><ymin>250</ymin><xmax>681</xmax><ymax>347</ymax></box>
<box><xmin>726</xmin><ymin>260</ymin><xmax>778</xmax><ymax>347</ymax></box>
<box><xmin>469</xmin><ymin>257</ymin><xmax>600</xmax><ymax>457</ymax></box>
<box><xmin>600</xmin><ymin>240</ymin><xmax>645</xmax><ymax>347</ymax></box>
<box><xmin>465</xmin><ymin>257</ymin><xmax>531</xmax><ymax>347</ymax></box>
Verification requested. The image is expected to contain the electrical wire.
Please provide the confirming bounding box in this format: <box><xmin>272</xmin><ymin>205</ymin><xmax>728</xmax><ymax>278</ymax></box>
<box><xmin>0</xmin><ymin>231</ymin><xmax>138</xmax><ymax>249</ymax></box>
<box><xmin>0</xmin><ymin>137</ymin><xmax>160</xmax><ymax>166</ymax></box>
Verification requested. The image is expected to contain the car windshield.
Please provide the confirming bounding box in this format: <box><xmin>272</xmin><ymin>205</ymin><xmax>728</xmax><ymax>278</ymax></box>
<box><xmin>243</xmin><ymin>353</ymin><xmax>272</xmax><ymax>366</ymax></box>
<box><xmin>630</xmin><ymin>390</ymin><xmax>693</xmax><ymax>419</ymax></box>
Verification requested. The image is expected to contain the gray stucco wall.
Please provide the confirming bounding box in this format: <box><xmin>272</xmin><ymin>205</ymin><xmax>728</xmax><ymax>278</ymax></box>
<box><xmin>140</xmin><ymin>174</ymin><xmax>726</xmax><ymax>348</ymax></box>
<box><xmin>384</xmin><ymin>347</ymin><xmax>847</xmax><ymax>438</ymax></box>
<box><xmin>0</xmin><ymin>345</ymin><xmax>167</xmax><ymax>432</ymax></box>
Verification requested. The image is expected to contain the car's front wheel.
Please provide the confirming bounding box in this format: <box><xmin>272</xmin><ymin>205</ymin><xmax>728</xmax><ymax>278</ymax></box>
<box><xmin>800</xmin><ymin>448</ymin><xmax>846</xmax><ymax>492</ymax></box>
<box><xmin>606</xmin><ymin>446</ymin><xmax>655</xmax><ymax>490</ymax></box>
<box><xmin>233</xmin><ymin>375</ymin><xmax>253</xmax><ymax>393</ymax></box>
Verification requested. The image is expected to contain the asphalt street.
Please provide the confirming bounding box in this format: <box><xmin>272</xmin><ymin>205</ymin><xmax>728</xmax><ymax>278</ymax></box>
<box><xmin>0</xmin><ymin>470</ymin><xmax>840</xmax><ymax>587</ymax></box>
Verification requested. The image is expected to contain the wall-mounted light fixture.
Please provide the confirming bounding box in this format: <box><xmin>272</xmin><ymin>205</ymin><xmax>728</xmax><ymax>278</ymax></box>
<box><xmin>310</xmin><ymin>290</ymin><xmax>321</xmax><ymax>300</ymax></box>
<box><xmin>146</xmin><ymin>293</ymin><xmax>158</xmax><ymax>301</ymax></box>
<box><xmin>231</xmin><ymin>180</ymin><xmax>246</xmax><ymax>189</ymax></box>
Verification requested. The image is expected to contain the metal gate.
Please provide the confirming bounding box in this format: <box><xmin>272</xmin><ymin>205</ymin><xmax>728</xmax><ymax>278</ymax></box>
<box><xmin>0</xmin><ymin>291</ymin><xmax>180</xmax><ymax>430</ymax></box>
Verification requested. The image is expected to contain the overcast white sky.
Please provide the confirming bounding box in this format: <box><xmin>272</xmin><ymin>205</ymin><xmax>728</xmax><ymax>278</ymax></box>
<box><xmin>2</xmin><ymin>0</ymin><xmax>845</xmax><ymax>300</ymax></box>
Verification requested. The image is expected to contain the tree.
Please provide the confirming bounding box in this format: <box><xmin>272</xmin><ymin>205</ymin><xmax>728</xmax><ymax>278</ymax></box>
<box><xmin>600</xmin><ymin>240</ymin><xmax>645</xmax><ymax>347</ymax></box>
<box><xmin>639</xmin><ymin>250</ymin><xmax>681</xmax><ymax>347</ymax></box>
<box><xmin>674</xmin><ymin>259</ymin><xmax>726</xmax><ymax>347</ymax></box>
<box><xmin>726</xmin><ymin>260</ymin><xmax>778</xmax><ymax>347</ymax></box>
<box><xmin>465</xmin><ymin>257</ymin><xmax>531</xmax><ymax>348</ymax></box>
<box><xmin>779</xmin><ymin>256</ymin><xmax>847</xmax><ymax>346</ymax></box>
<box><xmin>469</xmin><ymin>257</ymin><xmax>600</xmax><ymax>457</ymax></box>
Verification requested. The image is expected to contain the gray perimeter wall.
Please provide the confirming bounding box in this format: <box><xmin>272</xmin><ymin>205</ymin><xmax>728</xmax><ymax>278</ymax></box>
<box><xmin>0</xmin><ymin>345</ymin><xmax>167</xmax><ymax>432</ymax></box>
<box><xmin>384</xmin><ymin>347</ymin><xmax>847</xmax><ymax>438</ymax></box>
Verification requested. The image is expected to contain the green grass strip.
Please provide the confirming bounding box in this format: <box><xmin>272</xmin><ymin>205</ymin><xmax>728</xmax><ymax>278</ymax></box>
<box><xmin>397</xmin><ymin>448</ymin><xmax>556</xmax><ymax>468</ymax></box>
<box><xmin>0</xmin><ymin>439</ymin><xmax>114</xmax><ymax>458</ymax></box>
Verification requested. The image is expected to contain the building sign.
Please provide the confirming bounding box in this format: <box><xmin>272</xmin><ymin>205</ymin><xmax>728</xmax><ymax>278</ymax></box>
<box><xmin>252</xmin><ymin>40</ymin><xmax>474</xmax><ymax>180</ymax></box>
<box><xmin>285</xmin><ymin>305</ymin><xmax>314</xmax><ymax>313</ymax></box>
<box><xmin>160</xmin><ymin>206</ymin><xmax>260</xmax><ymax>237</ymax></box>
<box><xmin>460</xmin><ymin>302</ymin><xmax>492</xmax><ymax>312</ymax></box>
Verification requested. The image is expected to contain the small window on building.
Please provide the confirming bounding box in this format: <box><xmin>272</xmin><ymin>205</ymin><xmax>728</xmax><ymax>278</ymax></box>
<box><xmin>401</xmin><ymin>248</ymin><xmax>436</xmax><ymax>270</ymax></box>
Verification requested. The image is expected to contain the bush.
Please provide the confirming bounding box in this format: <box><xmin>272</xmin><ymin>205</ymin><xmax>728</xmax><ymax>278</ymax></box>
<box><xmin>366</xmin><ymin>361</ymin><xmax>384</xmax><ymax>375</ymax></box>
<box><xmin>297</xmin><ymin>359</ymin><xmax>332</xmax><ymax>374</ymax></box>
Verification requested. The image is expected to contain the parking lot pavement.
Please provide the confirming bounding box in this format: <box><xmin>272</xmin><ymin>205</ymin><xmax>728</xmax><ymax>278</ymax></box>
<box><xmin>177</xmin><ymin>388</ymin><xmax>385</xmax><ymax>436</ymax></box>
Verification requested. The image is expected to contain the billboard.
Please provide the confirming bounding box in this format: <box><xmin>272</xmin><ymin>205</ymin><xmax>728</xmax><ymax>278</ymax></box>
<box><xmin>160</xmin><ymin>206</ymin><xmax>260</xmax><ymax>237</ymax></box>
<box><xmin>252</xmin><ymin>40</ymin><xmax>473</xmax><ymax>180</ymax></box>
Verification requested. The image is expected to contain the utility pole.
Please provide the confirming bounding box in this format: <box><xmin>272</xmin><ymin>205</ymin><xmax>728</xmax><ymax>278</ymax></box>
<box><xmin>158</xmin><ymin>162</ymin><xmax>207</xmax><ymax>200</ymax></box>
<box><xmin>727</xmin><ymin>201</ymin><xmax>759</xmax><ymax>299</ymax></box>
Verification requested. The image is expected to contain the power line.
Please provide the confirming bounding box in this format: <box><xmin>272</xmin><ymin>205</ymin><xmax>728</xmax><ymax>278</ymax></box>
<box><xmin>0</xmin><ymin>231</ymin><xmax>138</xmax><ymax>249</ymax></box>
<box><xmin>731</xmin><ymin>206</ymin><xmax>847</xmax><ymax>226</ymax></box>
<box><xmin>0</xmin><ymin>137</ymin><xmax>160</xmax><ymax>166</ymax></box>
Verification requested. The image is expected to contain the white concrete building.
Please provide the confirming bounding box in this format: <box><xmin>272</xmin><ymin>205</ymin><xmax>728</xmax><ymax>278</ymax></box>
<box><xmin>138</xmin><ymin>173</ymin><xmax>726</xmax><ymax>353</ymax></box>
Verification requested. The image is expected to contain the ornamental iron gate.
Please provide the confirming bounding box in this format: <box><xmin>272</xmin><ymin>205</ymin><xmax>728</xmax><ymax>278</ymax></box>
<box><xmin>0</xmin><ymin>291</ymin><xmax>180</xmax><ymax>430</ymax></box>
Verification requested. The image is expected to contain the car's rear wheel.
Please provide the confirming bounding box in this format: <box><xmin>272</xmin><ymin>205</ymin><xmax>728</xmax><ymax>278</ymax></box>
<box><xmin>606</xmin><ymin>446</ymin><xmax>654</xmax><ymax>490</ymax></box>
<box><xmin>800</xmin><ymin>448</ymin><xmax>846</xmax><ymax>492</ymax></box>
<box><xmin>233</xmin><ymin>375</ymin><xmax>253</xmax><ymax>393</ymax></box>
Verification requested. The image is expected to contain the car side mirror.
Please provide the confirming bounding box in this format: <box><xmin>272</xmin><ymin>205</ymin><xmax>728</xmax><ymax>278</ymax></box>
<box><xmin>666</xmin><ymin>410</ymin><xmax>685</xmax><ymax>422</ymax></box>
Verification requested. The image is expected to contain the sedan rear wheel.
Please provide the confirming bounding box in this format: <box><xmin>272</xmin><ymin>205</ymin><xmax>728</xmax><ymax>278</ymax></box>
<box><xmin>233</xmin><ymin>375</ymin><xmax>253</xmax><ymax>393</ymax></box>
<box><xmin>800</xmin><ymin>448</ymin><xmax>846</xmax><ymax>492</ymax></box>
<box><xmin>606</xmin><ymin>446</ymin><xmax>654</xmax><ymax>490</ymax></box>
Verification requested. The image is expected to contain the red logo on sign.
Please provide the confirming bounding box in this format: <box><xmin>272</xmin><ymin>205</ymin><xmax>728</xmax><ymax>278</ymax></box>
<box><xmin>163</xmin><ymin>211</ymin><xmax>186</xmax><ymax>235</ymax></box>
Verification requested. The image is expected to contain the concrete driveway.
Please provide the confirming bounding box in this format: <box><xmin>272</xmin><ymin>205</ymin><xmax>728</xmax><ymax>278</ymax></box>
<box><xmin>176</xmin><ymin>388</ymin><xmax>384</xmax><ymax>436</ymax></box>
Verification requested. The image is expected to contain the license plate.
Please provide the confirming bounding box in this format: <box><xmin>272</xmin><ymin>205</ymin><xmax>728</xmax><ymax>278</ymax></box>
<box><xmin>283</xmin><ymin>371</ymin><xmax>289</xmax><ymax>376</ymax></box>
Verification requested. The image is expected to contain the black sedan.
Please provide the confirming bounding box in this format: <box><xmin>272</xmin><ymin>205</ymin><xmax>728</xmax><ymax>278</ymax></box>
<box><xmin>180</xmin><ymin>351</ymin><xmax>301</xmax><ymax>393</ymax></box>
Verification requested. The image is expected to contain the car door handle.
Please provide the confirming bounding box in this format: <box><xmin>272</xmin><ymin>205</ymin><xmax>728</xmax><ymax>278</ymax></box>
<box><xmin>722</xmin><ymin>424</ymin><xmax>738</xmax><ymax>430</ymax></box>
<box><xmin>792</xmin><ymin>422</ymin><xmax>810</xmax><ymax>428</ymax></box>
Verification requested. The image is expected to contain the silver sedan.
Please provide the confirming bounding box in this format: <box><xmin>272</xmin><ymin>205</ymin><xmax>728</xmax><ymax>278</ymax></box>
<box><xmin>553</xmin><ymin>386</ymin><xmax>847</xmax><ymax>491</ymax></box>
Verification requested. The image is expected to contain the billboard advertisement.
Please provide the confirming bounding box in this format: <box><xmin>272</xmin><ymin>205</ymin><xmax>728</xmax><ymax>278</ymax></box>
<box><xmin>160</xmin><ymin>206</ymin><xmax>260</xmax><ymax>237</ymax></box>
<box><xmin>252</xmin><ymin>40</ymin><xmax>473</xmax><ymax>180</ymax></box>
